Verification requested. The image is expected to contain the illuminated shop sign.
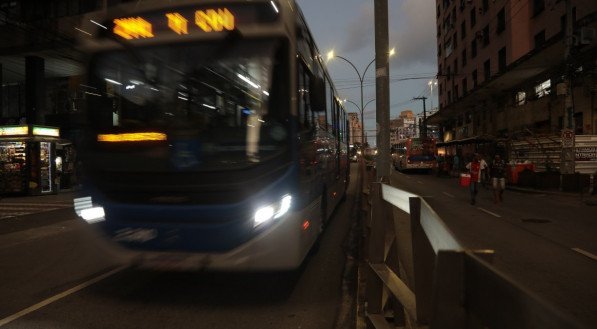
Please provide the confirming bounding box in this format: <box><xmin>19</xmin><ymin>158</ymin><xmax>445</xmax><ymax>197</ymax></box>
<box><xmin>107</xmin><ymin>3</ymin><xmax>278</xmax><ymax>40</ymax></box>
<box><xmin>0</xmin><ymin>126</ymin><xmax>29</xmax><ymax>136</ymax></box>
<box><xmin>32</xmin><ymin>126</ymin><xmax>60</xmax><ymax>137</ymax></box>
<box><xmin>0</xmin><ymin>125</ymin><xmax>60</xmax><ymax>137</ymax></box>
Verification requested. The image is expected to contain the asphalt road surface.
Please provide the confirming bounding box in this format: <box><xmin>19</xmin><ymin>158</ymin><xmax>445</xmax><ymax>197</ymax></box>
<box><xmin>0</xmin><ymin>164</ymin><xmax>361</xmax><ymax>329</ymax></box>
<box><xmin>391</xmin><ymin>170</ymin><xmax>597</xmax><ymax>327</ymax></box>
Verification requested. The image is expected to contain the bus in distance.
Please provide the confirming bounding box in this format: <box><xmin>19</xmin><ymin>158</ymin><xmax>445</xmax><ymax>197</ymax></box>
<box><xmin>73</xmin><ymin>0</ymin><xmax>350</xmax><ymax>271</ymax></box>
<box><xmin>392</xmin><ymin>138</ymin><xmax>437</xmax><ymax>172</ymax></box>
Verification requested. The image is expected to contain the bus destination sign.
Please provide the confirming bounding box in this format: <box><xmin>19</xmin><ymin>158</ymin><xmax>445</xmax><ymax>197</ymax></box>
<box><xmin>113</xmin><ymin>8</ymin><xmax>235</xmax><ymax>40</ymax></box>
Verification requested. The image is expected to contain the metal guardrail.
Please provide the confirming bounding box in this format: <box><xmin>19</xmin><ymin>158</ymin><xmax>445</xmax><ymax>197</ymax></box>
<box><xmin>361</xmin><ymin>170</ymin><xmax>589</xmax><ymax>329</ymax></box>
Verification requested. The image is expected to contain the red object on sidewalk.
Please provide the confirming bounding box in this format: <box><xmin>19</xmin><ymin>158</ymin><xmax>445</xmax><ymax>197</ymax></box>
<box><xmin>459</xmin><ymin>173</ymin><xmax>471</xmax><ymax>187</ymax></box>
<box><xmin>509</xmin><ymin>163</ymin><xmax>535</xmax><ymax>184</ymax></box>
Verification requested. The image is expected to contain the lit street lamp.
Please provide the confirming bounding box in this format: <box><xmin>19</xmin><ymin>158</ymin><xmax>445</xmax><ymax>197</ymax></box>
<box><xmin>327</xmin><ymin>48</ymin><xmax>395</xmax><ymax>147</ymax></box>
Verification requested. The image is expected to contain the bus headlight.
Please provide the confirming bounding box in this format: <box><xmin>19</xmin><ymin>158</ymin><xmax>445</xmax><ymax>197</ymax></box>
<box><xmin>74</xmin><ymin>196</ymin><xmax>106</xmax><ymax>224</ymax></box>
<box><xmin>254</xmin><ymin>194</ymin><xmax>292</xmax><ymax>228</ymax></box>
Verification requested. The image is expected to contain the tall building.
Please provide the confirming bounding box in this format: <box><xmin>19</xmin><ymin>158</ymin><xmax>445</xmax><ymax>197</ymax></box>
<box><xmin>348</xmin><ymin>112</ymin><xmax>365</xmax><ymax>146</ymax></box>
<box><xmin>430</xmin><ymin>0</ymin><xmax>597</xmax><ymax>155</ymax></box>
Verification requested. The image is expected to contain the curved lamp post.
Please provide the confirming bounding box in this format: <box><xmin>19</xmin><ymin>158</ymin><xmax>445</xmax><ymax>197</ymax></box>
<box><xmin>327</xmin><ymin>48</ymin><xmax>395</xmax><ymax>148</ymax></box>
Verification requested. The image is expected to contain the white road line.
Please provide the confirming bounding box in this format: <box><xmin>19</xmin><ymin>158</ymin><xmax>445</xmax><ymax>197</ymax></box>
<box><xmin>0</xmin><ymin>203</ymin><xmax>72</xmax><ymax>207</ymax></box>
<box><xmin>0</xmin><ymin>266</ymin><xmax>126</xmax><ymax>327</ymax></box>
<box><xmin>477</xmin><ymin>207</ymin><xmax>502</xmax><ymax>218</ymax></box>
<box><xmin>417</xmin><ymin>181</ymin><xmax>423</xmax><ymax>184</ymax></box>
<box><xmin>572</xmin><ymin>248</ymin><xmax>597</xmax><ymax>262</ymax></box>
<box><xmin>443</xmin><ymin>192</ymin><xmax>455</xmax><ymax>198</ymax></box>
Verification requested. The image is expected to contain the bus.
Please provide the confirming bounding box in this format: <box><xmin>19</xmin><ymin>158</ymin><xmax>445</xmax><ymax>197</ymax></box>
<box><xmin>392</xmin><ymin>138</ymin><xmax>437</xmax><ymax>172</ymax></box>
<box><xmin>73</xmin><ymin>0</ymin><xmax>350</xmax><ymax>271</ymax></box>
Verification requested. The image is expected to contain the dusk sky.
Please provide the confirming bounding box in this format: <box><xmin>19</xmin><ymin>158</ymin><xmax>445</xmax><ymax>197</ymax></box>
<box><xmin>296</xmin><ymin>0</ymin><xmax>439</xmax><ymax>142</ymax></box>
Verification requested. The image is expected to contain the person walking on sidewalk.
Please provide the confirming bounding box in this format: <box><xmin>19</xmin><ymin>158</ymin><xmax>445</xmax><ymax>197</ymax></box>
<box><xmin>466</xmin><ymin>154</ymin><xmax>482</xmax><ymax>205</ymax></box>
<box><xmin>491</xmin><ymin>154</ymin><xmax>507</xmax><ymax>203</ymax></box>
<box><xmin>479</xmin><ymin>154</ymin><xmax>489</xmax><ymax>188</ymax></box>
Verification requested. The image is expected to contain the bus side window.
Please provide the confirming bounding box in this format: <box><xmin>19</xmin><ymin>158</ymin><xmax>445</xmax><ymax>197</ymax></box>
<box><xmin>297</xmin><ymin>61</ymin><xmax>312</xmax><ymax>130</ymax></box>
<box><xmin>326</xmin><ymin>83</ymin><xmax>333</xmax><ymax>132</ymax></box>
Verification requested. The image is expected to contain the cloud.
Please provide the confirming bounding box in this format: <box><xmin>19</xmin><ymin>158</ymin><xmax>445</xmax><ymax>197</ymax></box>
<box><xmin>391</xmin><ymin>0</ymin><xmax>438</xmax><ymax>68</ymax></box>
<box><xmin>337</xmin><ymin>0</ymin><xmax>437</xmax><ymax>68</ymax></box>
<box><xmin>340</xmin><ymin>4</ymin><xmax>375</xmax><ymax>53</ymax></box>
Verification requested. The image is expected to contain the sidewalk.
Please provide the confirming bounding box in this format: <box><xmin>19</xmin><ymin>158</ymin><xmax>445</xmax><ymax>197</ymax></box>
<box><xmin>506</xmin><ymin>185</ymin><xmax>597</xmax><ymax>205</ymax></box>
<box><xmin>0</xmin><ymin>189</ymin><xmax>78</xmax><ymax>205</ymax></box>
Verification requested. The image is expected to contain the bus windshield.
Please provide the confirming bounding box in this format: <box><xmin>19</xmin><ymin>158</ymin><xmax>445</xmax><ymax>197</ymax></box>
<box><xmin>87</xmin><ymin>38</ymin><xmax>289</xmax><ymax>171</ymax></box>
<box><xmin>408</xmin><ymin>139</ymin><xmax>435</xmax><ymax>162</ymax></box>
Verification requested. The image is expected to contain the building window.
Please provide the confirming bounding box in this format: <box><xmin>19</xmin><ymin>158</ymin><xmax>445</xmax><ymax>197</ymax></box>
<box><xmin>462</xmin><ymin>49</ymin><xmax>467</xmax><ymax>67</ymax></box>
<box><xmin>462</xmin><ymin>78</ymin><xmax>468</xmax><ymax>95</ymax></box>
<box><xmin>471</xmin><ymin>39</ymin><xmax>477</xmax><ymax>58</ymax></box>
<box><xmin>516</xmin><ymin>91</ymin><xmax>527</xmax><ymax>106</ymax></box>
<box><xmin>448</xmin><ymin>91</ymin><xmax>452</xmax><ymax>103</ymax></box>
<box><xmin>461</xmin><ymin>21</ymin><xmax>466</xmax><ymax>39</ymax></box>
<box><xmin>472</xmin><ymin>69</ymin><xmax>478</xmax><ymax>88</ymax></box>
<box><xmin>533</xmin><ymin>0</ymin><xmax>545</xmax><ymax>17</ymax></box>
<box><xmin>455</xmin><ymin>85</ymin><xmax>460</xmax><ymax>99</ymax></box>
<box><xmin>484</xmin><ymin>59</ymin><xmax>491</xmax><ymax>82</ymax></box>
<box><xmin>470</xmin><ymin>7</ymin><xmax>477</xmax><ymax>27</ymax></box>
<box><xmin>482</xmin><ymin>25</ymin><xmax>490</xmax><ymax>47</ymax></box>
<box><xmin>497</xmin><ymin>8</ymin><xmax>505</xmax><ymax>33</ymax></box>
<box><xmin>454</xmin><ymin>59</ymin><xmax>459</xmax><ymax>74</ymax></box>
<box><xmin>447</xmin><ymin>66</ymin><xmax>452</xmax><ymax>81</ymax></box>
<box><xmin>498</xmin><ymin>47</ymin><xmax>506</xmax><ymax>72</ymax></box>
<box><xmin>534</xmin><ymin>30</ymin><xmax>545</xmax><ymax>49</ymax></box>
<box><xmin>535</xmin><ymin>79</ymin><xmax>551</xmax><ymax>98</ymax></box>
<box><xmin>482</xmin><ymin>0</ymin><xmax>489</xmax><ymax>14</ymax></box>
<box><xmin>445</xmin><ymin>38</ymin><xmax>453</xmax><ymax>57</ymax></box>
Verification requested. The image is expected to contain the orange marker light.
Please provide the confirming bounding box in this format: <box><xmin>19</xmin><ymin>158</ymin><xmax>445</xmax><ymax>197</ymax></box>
<box><xmin>113</xmin><ymin>17</ymin><xmax>154</xmax><ymax>40</ymax></box>
<box><xmin>166</xmin><ymin>12</ymin><xmax>188</xmax><ymax>35</ymax></box>
<box><xmin>302</xmin><ymin>220</ymin><xmax>310</xmax><ymax>231</ymax></box>
<box><xmin>195</xmin><ymin>8</ymin><xmax>235</xmax><ymax>32</ymax></box>
<box><xmin>97</xmin><ymin>132</ymin><xmax>167</xmax><ymax>142</ymax></box>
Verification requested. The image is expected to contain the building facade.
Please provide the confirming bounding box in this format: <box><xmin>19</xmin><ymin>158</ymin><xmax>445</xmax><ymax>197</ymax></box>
<box><xmin>431</xmin><ymin>0</ymin><xmax>597</xmax><ymax>165</ymax></box>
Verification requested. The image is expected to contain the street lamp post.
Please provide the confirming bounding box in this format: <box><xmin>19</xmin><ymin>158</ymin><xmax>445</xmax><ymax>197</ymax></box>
<box><xmin>327</xmin><ymin>48</ymin><xmax>394</xmax><ymax>148</ymax></box>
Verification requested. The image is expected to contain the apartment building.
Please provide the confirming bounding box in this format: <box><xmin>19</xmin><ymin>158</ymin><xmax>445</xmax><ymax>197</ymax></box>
<box><xmin>430</xmin><ymin>0</ymin><xmax>597</xmax><ymax>146</ymax></box>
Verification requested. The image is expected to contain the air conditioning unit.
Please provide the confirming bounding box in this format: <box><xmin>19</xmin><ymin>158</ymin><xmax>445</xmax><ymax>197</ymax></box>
<box><xmin>580</xmin><ymin>27</ymin><xmax>596</xmax><ymax>45</ymax></box>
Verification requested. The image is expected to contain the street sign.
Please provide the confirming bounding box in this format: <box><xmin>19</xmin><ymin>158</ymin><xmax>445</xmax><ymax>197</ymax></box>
<box><xmin>562</xmin><ymin>129</ymin><xmax>574</xmax><ymax>148</ymax></box>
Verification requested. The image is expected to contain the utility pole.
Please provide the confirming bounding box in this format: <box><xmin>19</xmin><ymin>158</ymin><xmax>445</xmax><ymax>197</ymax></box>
<box><xmin>561</xmin><ymin>0</ymin><xmax>575</xmax><ymax>175</ymax></box>
<box><xmin>374</xmin><ymin>0</ymin><xmax>390</xmax><ymax>179</ymax></box>
<box><xmin>414</xmin><ymin>96</ymin><xmax>428</xmax><ymax>139</ymax></box>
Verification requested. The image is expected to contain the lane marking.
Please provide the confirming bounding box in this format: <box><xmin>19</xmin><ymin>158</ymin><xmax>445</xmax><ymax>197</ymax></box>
<box><xmin>477</xmin><ymin>207</ymin><xmax>502</xmax><ymax>218</ymax></box>
<box><xmin>417</xmin><ymin>180</ymin><xmax>423</xmax><ymax>184</ymax></box>
<box><xmin>443</xmin><ymin>192</ymin><xmax>455</xmax><ymax>198</ymax></box>
<box><xmin>0</xmin><ymin>266</ymin><xmax>126</xmax><ymax>327</ymax></box>
<box><xmin>572</xmin><ymin>248</ymin><xmax>597</xmax><ymax>262</ymax></box>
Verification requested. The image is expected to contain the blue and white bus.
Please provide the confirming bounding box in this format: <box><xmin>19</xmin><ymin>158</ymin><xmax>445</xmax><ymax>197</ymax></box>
<box><xmin>74</xmin><ymin>0</ymin><xmax>350</xmax><ymax>271</ymax></box>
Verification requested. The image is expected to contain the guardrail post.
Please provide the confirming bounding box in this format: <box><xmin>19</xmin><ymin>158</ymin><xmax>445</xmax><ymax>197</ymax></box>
<box><xmin>430</xmin><ymin>250</ymin><xmax>466</xmax><ymax>329</ymax></box>
<box><xmin>409</xmin><ymin>197</ymin><xmax>435</xmax><ymax>325</ymax></box>
<box><xmin>366</xmin><ymin>181</ymin><xmax>386</xmax><ymax>322</ymax></box>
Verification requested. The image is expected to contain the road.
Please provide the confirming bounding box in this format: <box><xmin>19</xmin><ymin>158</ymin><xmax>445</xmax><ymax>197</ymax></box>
<box><xmin>390</xmin><ymin>170</ymin><xmax>597</xmax><ymax>327</ymax></box>
<box><xmin>0</xmin><ymin>164</ymin><xmax>361</xmax><ymax>329</ymax></box>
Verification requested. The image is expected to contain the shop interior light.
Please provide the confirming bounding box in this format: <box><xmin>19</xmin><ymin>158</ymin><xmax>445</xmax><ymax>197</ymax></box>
<box><xmin>97</xmin><ymin>132</ymin><xmax>167</xmax><ymax>142</ymax></box>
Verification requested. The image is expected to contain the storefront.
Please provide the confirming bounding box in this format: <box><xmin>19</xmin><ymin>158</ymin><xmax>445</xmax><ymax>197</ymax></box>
<box><xmin>0</xmin><ymin>125</ymin><xmax>61</xmax><ymax>196</ymax></box>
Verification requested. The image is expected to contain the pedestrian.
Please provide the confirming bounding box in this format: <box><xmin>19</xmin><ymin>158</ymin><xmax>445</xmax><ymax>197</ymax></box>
<box><xmin>466</xmin><ymin>153</ymin><xmax>481</xmax><ymax>205</ymax></box>
<box><xmin>490</xmin><ymin>154</ymin><xmax>507</xmax><ymax>203</ymax></box>
<box><xmin>479</xmin><ymin>154</ymin><xmax>489</xmax><ymax>188</ymax></box>
<box><xmin>452</xmin><ymin>154</ymin><xmax>460</xmax><ymax>177</ymax></box>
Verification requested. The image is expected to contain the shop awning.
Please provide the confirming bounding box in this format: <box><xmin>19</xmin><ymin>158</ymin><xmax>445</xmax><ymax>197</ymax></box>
<box><xmin>437</xmin><ymin>136</ymin><xmax>496</xmax><ymax>147</ymax></box>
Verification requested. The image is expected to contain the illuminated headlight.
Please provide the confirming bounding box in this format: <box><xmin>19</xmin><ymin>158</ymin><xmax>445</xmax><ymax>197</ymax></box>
<box><xmin>80</xmin><ymin>207</ymin><xmax>106</xmax><ymax>223</ymax></box>
<box><xmin>74</xmin><ymin>196</ymin><xmax>106</xmax><ymax>224</ymax></box>
<box><xmin>254</xmin><ymin>194</ymin><xmax>292</xmax><ymax>228</ymax></box>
